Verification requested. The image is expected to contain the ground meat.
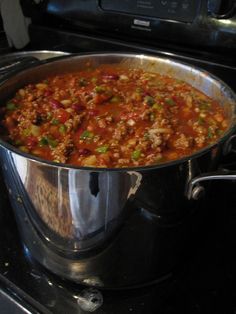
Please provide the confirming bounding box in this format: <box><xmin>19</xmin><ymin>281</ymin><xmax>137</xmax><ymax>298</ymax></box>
<box><xmin>52</xmin><ymin>135</ymin><xmax>73</xmax><ymax>163</ymax></box>
<box><xmin>195</xmin><ymin>135</ymin><xmax>206</xmax><ymax>148</ymax></box>
<box><xmin>117</xmin><ymin>158</ymin><xmax>130</xmax><ymax>165</ymax></box>
<box><xmin>148</xmin><ymin>130</ymin><xmax>163</xmax><ymax>148</ymax></box>
<box><xmin>112</xmin><ymin>123</ymin><xmax>127</xmax><ymax>140</ymax></box>
<box><xmin>97</xmin><ymin>118</ymin><xmax>107</xmax><ymax>128</ymax></box>
<box><xmin>17</xmin><ymin>109</ymin><xmax>37</xmax><ymax>130</ymax></box>
<box><xmin>172</xmin><ymin>134</ymin><xmax>193</xmax><ymax>150</ymax></box>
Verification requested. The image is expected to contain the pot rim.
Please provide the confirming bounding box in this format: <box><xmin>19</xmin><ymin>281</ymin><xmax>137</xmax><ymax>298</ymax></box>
<box><xmin>0</xmin><ymin>50</ymin><xmax>71</xmax><ymax>61</ymax></box>
<box><xmin>1</xmin><ymin>51</ymin><xmax>236</xmax><ymax>172</ymax></box>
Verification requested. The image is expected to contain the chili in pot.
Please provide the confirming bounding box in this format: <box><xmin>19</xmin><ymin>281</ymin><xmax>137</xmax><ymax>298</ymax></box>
<box><xmin>1</xmin><ymin>65</ymin><xmax>228</xmax><ymax>168</ymax></box>
<box><xmin>0</xmin><ymin>53</ymin><xmax>235</xmax><ymax>288</ymax></box>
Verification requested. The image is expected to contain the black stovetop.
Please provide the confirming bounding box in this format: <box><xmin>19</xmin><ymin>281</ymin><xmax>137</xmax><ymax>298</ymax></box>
<box><xmin>1</xmin><ymin>25</ymin><xmax>236</xmax><ymax>314</ymax></box>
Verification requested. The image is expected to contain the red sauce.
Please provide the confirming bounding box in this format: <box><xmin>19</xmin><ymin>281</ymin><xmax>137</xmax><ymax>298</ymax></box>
<box><xmin>1</xmin><ymin>65</ymin><xmax>228</xmax><ymax>167</ymax></box>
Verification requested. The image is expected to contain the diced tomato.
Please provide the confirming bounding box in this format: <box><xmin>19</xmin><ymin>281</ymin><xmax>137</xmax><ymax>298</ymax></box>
<box><xmin>49</xmin><ymin>125</ymin><xmax>61</xmax><ymax>138</ymax></box>
<box><xmin>94</xmin><ymin>93</ymin><xmax>112</xmax><ymax>105</ymax></box>
<box><xmin>88</xmin><ymin>109</ymin><xmax>99</xmax><ymax>116</ymax></box>
<box><xmin>26</xmin><ymin>136</ymin><xmax>38</xmax><ymax>149</ymax></box>
<box><xmin>55</xmin><ymin>109</ymin><xmax>70</xmax><ymax>123</ymax></box>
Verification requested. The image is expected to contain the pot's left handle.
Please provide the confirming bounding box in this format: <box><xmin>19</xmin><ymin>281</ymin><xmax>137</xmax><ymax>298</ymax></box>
<box><xmin>187</xmin><ymin>169</ymin><xmax>236</xmax><ymax>200</ymax></box>
<box><xmin>0</xmin><ymin>56</ymin><xmax>41</xmax><ymax>81</ymax></box>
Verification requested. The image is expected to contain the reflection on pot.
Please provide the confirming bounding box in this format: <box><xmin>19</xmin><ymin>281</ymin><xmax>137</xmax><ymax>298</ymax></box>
<box><xmin>9</xmin><ymin>152</ymin><xmax>142</xmax><ymax>252</ymax></box>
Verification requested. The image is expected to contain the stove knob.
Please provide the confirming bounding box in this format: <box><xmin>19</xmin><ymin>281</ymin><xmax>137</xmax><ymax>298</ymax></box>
<box><xmin>208</xmin><ymin>0</ymin><xmax>235</xmax><ymax>18</ymax></box>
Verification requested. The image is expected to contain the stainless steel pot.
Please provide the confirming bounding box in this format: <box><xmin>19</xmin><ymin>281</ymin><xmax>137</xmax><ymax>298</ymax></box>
<box><xmin>0</xmin><ymin>53</ymin><xmax>236</xmax><ymax>288</ymax></box>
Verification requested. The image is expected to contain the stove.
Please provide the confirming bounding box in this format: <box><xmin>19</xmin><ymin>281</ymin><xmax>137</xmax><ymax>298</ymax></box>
<box><xmin>1</xmin><ymin>0</ymin><xmax>236</xmax><ymax>312</ymax></box>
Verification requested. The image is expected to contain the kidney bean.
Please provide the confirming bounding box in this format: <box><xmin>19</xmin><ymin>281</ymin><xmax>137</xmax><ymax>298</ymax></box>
<box><xmin>78</xmin><ymin>148</ymin><xmax>91</xmax><ymax>156</ymax></box>
<box><xmin>143</xmin><ymin>92</ymin><xmax>151</xmax><ymax>97</ymax></box>
<box><xmin>102</xmin><ymin>74</ymin><xmax>119</xmax><ymax>80</ymax></box>
<box><xmin>72</xmin><ymin>104</ymin><xmax>86</xmax><ymax>112</ymax></box>
<box><xmin>44</xmin><ymin>90</ymin><xmax>53</xmax><ymax>97</ymax></box>
<box><xmin>50</xmin><ymin>99</ymin><xmax>62</xmax><ymax>109</ymax></box>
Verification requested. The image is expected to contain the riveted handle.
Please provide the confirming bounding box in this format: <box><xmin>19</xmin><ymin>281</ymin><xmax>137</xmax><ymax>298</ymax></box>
<box><xmin>187</xmin><ymin>169</ymin><xmax>236</xmax><ymax>200</ymax></box>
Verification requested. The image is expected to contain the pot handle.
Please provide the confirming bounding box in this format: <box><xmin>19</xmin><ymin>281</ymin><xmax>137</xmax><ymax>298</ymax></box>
<box><xmin>187</xmin><ymin>169</ymin><xmax>236</xmax><ymax>200</ymax></box>
<box><xmin>0</xmin><ymin>56</ymin><xmax>40</xmax><ymax>75</ymax></box>
<box><xmin>188</xmin><ymin>134</ymin><xmax>236</xmax><ymax>200</ymax></box>
<box><xmin>0</xmin><ymin>56</ymin><xmax>41</xmax><ymax>80</ymax></box>
<box><xmin>0</xmin><ymin>54</ymin><xmax>72</xmax><ymax>82</ymax></box>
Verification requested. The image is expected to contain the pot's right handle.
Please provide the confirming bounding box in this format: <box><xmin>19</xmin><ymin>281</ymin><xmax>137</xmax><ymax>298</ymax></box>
<box><xmin>188</xmin><ymin>134</ymin><xmax>236</xmax><ymax>200</ymax></box>
<box><xmin>187</xmin><ymin>169</ymin><xmax>236</xmax><ymax>200</ymax></box>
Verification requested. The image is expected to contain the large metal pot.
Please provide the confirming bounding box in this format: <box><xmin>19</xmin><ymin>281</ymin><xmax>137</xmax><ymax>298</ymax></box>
<box><xmin>0</xmin><ymin>53</ymin><xmax>236</xmax><ymax>288</ymax></box>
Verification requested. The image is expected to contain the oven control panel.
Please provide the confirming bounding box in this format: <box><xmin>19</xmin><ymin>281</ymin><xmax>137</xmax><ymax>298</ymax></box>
<box><xmin>100</xmin><ymin>0</ymin><xmax>200</xmax><ymax>23</ymax></box>
<box><xmin>22</xmin><ymin>0</ymin><xmax>236</xmax><ymax>53</ymax></box>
